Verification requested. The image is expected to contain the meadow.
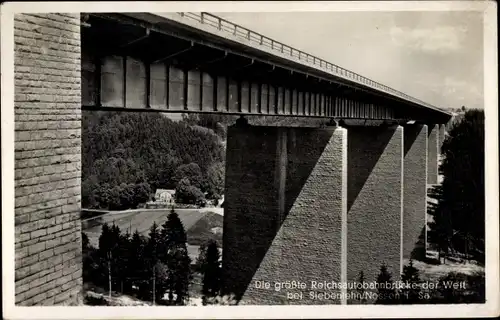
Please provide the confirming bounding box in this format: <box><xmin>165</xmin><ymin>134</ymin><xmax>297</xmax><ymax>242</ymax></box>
<box><xmin>83</xmin><ymin>208</ymin><xmax>223</xmax><ymax>261</ymax></box>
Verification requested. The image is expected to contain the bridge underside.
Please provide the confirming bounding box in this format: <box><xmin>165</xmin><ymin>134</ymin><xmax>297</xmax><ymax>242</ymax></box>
<box><xmin>82</xmin><ymin>13</ymin><xmax>451</xmax><ymax>124</ymax></box>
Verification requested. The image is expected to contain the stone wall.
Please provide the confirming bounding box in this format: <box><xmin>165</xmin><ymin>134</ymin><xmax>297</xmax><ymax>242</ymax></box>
<box><xmin>14</xmin><ymin>13</ymin><xmax>83</xmax><ymax>306</ymax></box>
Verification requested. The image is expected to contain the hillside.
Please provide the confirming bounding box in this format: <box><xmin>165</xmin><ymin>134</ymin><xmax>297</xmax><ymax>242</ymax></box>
<box><xmin>82</xmin><ymin>111</ymin><xmax>225</xmax><ymax>210</ymax></box>
<box><xmin>82</xmin><ymin>208</ymin><xmax>224</xmax><ymax>263</ymax></box>
<box><xmin>186</xmin><ymin>211</ymin><xmax>224</xmax><ymax>246</ymax></box>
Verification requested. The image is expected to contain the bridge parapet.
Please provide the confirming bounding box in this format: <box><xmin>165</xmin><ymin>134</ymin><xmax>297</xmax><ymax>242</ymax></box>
<box><xmin>170</xmin><ymin>12</ymin><xmax>446</xmax><ymax>113</ymax></box>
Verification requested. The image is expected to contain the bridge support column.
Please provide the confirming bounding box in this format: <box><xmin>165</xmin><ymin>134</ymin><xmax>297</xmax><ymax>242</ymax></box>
<box><xmin>427</xmin><ymin>124</ymin><xmax>439</xmax><ymax>184</ymax></box>
<box><xmin>14</xmin><ymin>13</ymin><xmax>83</xmax><ymax>306</ymax></box>
<box><xmin>403</xmin><ymin>125</ymin><xmax>428</xmax><ymax>261</ymax></box>
<box><xmin>346</xmin><ymin>126</ymin><xmax>404</xmax><ymax>303</ymax></box>
<box><xmin>223</xmin><ymin>125</ymin><xmax>347</xmax><ymax>305</ymax></box>
<box><xmin>223</xmin><ymin>124</ymin><xmax>407</xmax><ymax>305</ymax></box>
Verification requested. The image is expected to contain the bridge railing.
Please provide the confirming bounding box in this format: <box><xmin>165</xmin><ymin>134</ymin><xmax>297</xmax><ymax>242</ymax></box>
<box><xmin>178</xmin><ymin>12</ymin><xmax>439</xmax><ymax>111</ymax></box>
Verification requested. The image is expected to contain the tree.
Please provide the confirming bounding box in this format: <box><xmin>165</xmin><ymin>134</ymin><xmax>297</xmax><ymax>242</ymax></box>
<box><xmin>181</xmin><ymin>113</ymin><xmax>200</xmax><ymax>126</ymax></box>
<box><xmin>175</xmin><ymin>178</ymin><xmax>206</xmax><ymax>206</ymax></box>
<box><xmin>427</xmin><ymin>185</ymin><xmax>452</xmax><ymax>263</ymax></box>
<box><xmin>399</xmin><ymin>259</ymin><xmax>421</xmax><ymax>304</ymax></box>
<box><xmin>144</xmin><ymin>222</ymin><xmax>166</xmax><ymax>305</ymax></box>
<box><xmin>428</xmin><ymin>110</ymin><xmax>484</xmax><ymax>263</ymax></box>
<box><xmin>160</xmin><ymin>208</ymin><xmax>192</xmax><ymax>305</ymax></box>
<box><xmin>194</xmin><ymin>242</ymin><xmax>208</xmax><ymax>274</ymax></box>
<box><xmin>375</xmin><ymin>264</ymin><xmax>397</xmax><ymax>304</ymax></box>
<box><xmin>97</xmin><ymin>223</ymin><xmax>121</xmax><ymax>299</ymax></box>
<box><xmin>204</xmin><ymin>162</ymin><xmax>225</xmax><ymax>200</ymax></box>
<box><xmin>116</xmin><ymin>230</ymin><xmax>132</xmax><ymax>293</ymax></box>
<box><xmin>82</xmin><ymin>176</ymin><xmax>99</xmax><ymax>209</ymax></box>
<box><xmin>134</xmin><ymin>182</ymin><xmax>151</xmax><ymax>205</ymax></box>
<box><xmin>201</xmin><ymin>240</ymin><xmax>221</xmax><ymax>305</ymax></box>
<box><xmin>173</xmin><ymin>163</ymin><xmax>203</xmax><ymax>189</ymax></box>
<box><xmin>82</xmin><ymin>232</ymin><xmax>100</xmax><ymax>284</ymax></box>
<box><xmin>129</xmin><ymin>230</ymin><xmax>149</xmax><ymax>298</ymax></box>
<box><xmin>356</xmin><ymin>271</ymin><xmax>367</xmax><ymax>304</ymax></box>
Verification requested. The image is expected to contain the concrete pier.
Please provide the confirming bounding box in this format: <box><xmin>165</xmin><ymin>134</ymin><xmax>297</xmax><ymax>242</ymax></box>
<box><xmin>223</xmin><ymin>125</ymin><xmax>347</xmax><ymax>305</ymax></box>
<box><xmin>346</xmin><ymin>126</ymin><xmax>404</xmax><ymax>302</ymax></box>
<box><xmin>427</xmin><ymin>124</ymin><xmax>439</xmax><ymax>184</ymax></box>
<box><xmin>403</xmin><ymin>125</ymin><xmax>428</xmax><ymax>260</ymax></box>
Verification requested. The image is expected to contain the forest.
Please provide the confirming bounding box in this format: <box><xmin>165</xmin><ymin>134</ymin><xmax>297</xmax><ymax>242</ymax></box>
<box><xmin>83</xmin><ymin>208</ymin><xmax>224</xmax><ymax>305</ymax></box>
<box><xmin>81</xmin><ymin>111</ymin><xmax>228</xmax><ymax>210</ymax></box>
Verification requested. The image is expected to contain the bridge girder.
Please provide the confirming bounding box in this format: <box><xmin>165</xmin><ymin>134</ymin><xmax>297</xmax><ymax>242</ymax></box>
<box><xmin>81</xmin><ymin>13</ymin><xmax>452</xmax><ymax>124</ymax></box>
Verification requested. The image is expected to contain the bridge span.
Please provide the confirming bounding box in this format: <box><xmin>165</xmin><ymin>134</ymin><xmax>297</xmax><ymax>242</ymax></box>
<box><xmin>13</xmin><ymin>12</ymin><xmax>452</xmax><ymax>306</ymax></box>
<box><xmin>81</xmin><ymin>12</ymin><xmax>451</xmax><ymax>123</ymax></box>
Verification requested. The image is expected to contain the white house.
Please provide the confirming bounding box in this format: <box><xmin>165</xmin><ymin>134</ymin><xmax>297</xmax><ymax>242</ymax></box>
<box><xmin>154</xmin><ymin>189</ymin><xmax>176</xmax><ymax>204</ymax></box>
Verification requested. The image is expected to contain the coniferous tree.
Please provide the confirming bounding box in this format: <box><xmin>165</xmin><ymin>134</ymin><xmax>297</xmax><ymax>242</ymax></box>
<box><xmin>375</xmin><ymin>264</ymin><xmax>397</xmax><ymax>304</ymax></box>
<box><xmin>427</xmin><ymin>110</ymin><xmax>484</xmax><ymax>263</ymax></box>
<box><xmin>399</xmin><ymin>259</ymin><xmax>422</xmax><ymax>304</ymax></box>
<box><xmin>82</xmin><ymin>232</ymin><xmax>99</xmax><ymax>284</ymax></box>
<box><xmin>201</xmin><ymin>240</ymin><xmax>221</xmax><ymax>305</ymax></box>
<box><xmin>109</xmin><ymin>224</ymin><xmax>123</xmax><ymax>291</ymax></box>
<box><xmin>161</xmin><ymin>207</ymin><xmax>192</xmax><ymax>305</ymax></box>
<box><xmin>356</xmin><ymin>271</ymin><xmax>367</xmax><ymax>304</ymax></box>
<box><xmin>97</xmin><ymin>223</ymin><xmax>115</xmax><ymax>298</ymax></box>
<box><xmin>427</xmin><ymin>185</ymin><xmax>452</xmax><ymax>263</ymax></box>
<box><xmin>195</xmin><ymin>242</ymin><xmax>208</xmax><ymax>274</ymax></box>
<box><xmin>145</xmin><ymin>222</ymin><xmax>165</xmax><ymax>305</ymax></box>
<box><xmin>117</xmin><ymin>229</ymin><xmax>132</xmax><ymax>293</ymax></box>
<box><xmin>130</xmin><ymin>230</ymin><xmax>148</xmax><ymax>298</ymax></box>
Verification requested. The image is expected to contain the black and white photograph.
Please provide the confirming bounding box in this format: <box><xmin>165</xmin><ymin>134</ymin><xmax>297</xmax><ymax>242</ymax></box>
<box><xmin>1</xmin><ymin>1</ymin><xmax>498</xmax><ymax>318</ymax></box>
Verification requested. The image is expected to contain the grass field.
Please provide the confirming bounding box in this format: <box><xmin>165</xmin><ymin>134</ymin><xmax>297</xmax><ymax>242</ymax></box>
<box><xmin>82</xmin><ymin>208</ymin><xmax>223</xmax><ymax>262</ymax></box>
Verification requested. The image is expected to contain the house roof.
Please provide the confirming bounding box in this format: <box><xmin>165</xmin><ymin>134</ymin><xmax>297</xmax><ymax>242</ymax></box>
<box><xmin>155</xmin><ymin>189</ymin><xmax>176</xmax><ymax>195</ymax></box>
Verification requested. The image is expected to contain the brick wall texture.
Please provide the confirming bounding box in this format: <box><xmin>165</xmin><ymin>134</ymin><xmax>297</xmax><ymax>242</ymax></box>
<box><xmin>14</xmin><ymin>13</ymin><xmax>83</xmax><ymax>306</ymax></box>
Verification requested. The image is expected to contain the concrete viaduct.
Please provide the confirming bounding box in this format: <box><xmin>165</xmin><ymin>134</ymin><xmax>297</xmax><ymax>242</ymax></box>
<box><xmin>13</xmin><ymin>12</ymin><xmax>452</xmax><ymax>305</ymax></box>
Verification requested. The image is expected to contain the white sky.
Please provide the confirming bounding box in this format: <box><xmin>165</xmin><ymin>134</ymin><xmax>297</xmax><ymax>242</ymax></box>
<box><xmin>214</xmin><ymin>11</ymin><xmax>484</xmax><ymax>110</ymax></box>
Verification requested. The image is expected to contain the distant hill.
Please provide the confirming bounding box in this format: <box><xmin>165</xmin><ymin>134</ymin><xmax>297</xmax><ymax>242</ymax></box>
<box><xmin>186</xmin><ymin>211</ymin><xmax>224</xmax><ymax>247</ymax></box>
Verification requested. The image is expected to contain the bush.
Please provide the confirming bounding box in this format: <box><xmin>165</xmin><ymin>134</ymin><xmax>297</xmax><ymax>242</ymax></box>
<box><xmin>203</xmin><ymin>294</ymin><xmax>238</xmax><ymax>306</ymax></box>
<box><xmin>431</xmin><ymin>271</ymin><xmax>485</xmax><ymax>304</ymax></box>
<box><xmin>84</xmin><ymin>293</ymin><xmax>108</xmax><ymax>306</ymax></box>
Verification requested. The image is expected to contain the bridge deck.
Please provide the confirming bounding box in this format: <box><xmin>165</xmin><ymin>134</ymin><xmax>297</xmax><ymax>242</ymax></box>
<box><xmin>81</xmin><ymin>12</ymin><xmax>452</xmax><ymax>123</ymax></box>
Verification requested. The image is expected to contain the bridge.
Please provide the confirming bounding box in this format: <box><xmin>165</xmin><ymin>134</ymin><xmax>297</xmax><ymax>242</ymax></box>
<box><xmin>13</xmin><ymin>12</ymin><xmax>452</xmax><ymax>305</ymax></box>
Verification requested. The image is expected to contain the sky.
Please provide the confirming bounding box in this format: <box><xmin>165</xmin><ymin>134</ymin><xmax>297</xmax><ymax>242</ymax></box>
<box><xmin>213</xmin><ymin>11</ymin><xmax>484</xmax><ymax>110</ymax></box>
